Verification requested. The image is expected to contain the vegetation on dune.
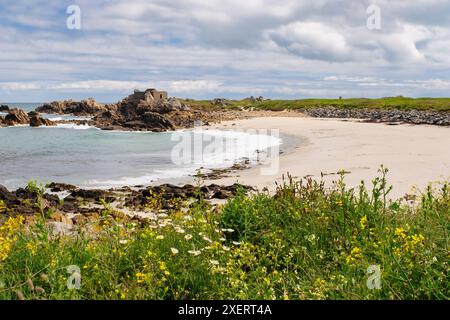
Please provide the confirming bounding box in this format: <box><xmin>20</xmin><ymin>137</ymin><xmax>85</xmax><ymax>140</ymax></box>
<box><xmin>186</xmin><ymin>97</ymin><xmax>450</xmax><ymax>112</ymax></box>
<box><xmin>0</xmin><ymin>168</ymin><xmax>448</xmax><ymax>300</ymax></box>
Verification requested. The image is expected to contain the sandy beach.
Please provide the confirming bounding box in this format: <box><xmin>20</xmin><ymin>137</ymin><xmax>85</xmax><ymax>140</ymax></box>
<box><xmin>205</xmin><ymin>117</ymin><xmax>450</xmax><ymax>199</ymax></box>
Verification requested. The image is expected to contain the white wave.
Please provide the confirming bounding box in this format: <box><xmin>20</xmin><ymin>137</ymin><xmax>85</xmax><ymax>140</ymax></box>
<box><xmin>41</xmin><ymin>113</ymin><xmax>93</xmax><ymax>121</ymax></box>
<box><xmin>85</xmin><ymin>174</ymin><xmax>159</xmax><ymax>188</ymax></box>
<box><xmin>84</xmin><ymin>129</ymin><xmax>283</xmax><ymax>189</ymax></box>
<box><xmin>46</xmin><ymin>116</ymin><xmax>63</xmax><ymax>121</ymax></box>
<box><xmin>55</xmin><ymin>123</ymin><xmax>96</xmax><ymax>130</ymax></box>
<box><xmin>3</xmin><ymin>124</ymin><xmax>29</xmax><ymax>128</ymax></box>
<box><xmin>84</xmin><ymin>168</ymin><xmax>195</xmax><ymax>188</ymax></box>
<box><xmin>186</xmin><ymin>129</ymin><xmax>282</xmax><ymax>168</ymax></box>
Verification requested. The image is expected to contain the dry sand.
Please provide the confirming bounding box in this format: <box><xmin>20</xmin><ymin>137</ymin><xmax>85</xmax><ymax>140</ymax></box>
<box><xmin>204</xmin><ymin>117</ymin><xmax>450</xmax><ymax>199</ymax></box>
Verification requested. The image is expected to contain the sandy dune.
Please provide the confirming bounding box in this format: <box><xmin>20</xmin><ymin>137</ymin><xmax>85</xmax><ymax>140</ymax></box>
<box><xmin>205</xmin><ymin>117</ymin><xmax>450</xmax><ymax>199</ymax></box>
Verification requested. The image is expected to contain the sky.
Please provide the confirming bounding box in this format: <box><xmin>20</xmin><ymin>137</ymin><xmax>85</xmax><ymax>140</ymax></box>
<box><xmin>0</xmin><ymin>0</ymin><xmax>450</xmax><ymax>102</ymax></box>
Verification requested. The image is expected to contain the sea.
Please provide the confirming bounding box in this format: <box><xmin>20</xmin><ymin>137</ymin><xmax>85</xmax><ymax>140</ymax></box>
<box><xmin>0</xmin><ymin>103</ymin><xmax>292</xmax><ymax>190</ymax></box>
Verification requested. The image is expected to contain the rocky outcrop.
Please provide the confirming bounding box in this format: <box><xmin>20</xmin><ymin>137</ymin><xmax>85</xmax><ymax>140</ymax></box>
<box><xmin>0</xmin><ymin>182</ymin><xmax>253</xmax><ymax>219</ymax></box>
<box><xmin>211</xmin><ymin>98</ymin><xmax>231</xmax><ymax>107</ymax></box>
<box><xmin>142</xmin><ymin>112</ymin><xmax>175</xmax><ymax>130</ymax></box>
<box><xmin>36</xmin><ymin>98</ymin><xmax>108</xmax><ymax>116</ymax></box>
<box><xmin>0</xmin><ymin>184</ymin><xmax>59</xmax><ymax>216</ymax></box>
<box><xmin>9</xmin><ymin>89</ymin><xmax>241</xmax><ymax>132</ymax></box>
<box><xmin>36</xmin><ymin>100</ymin><xmax>70</xmax><ymax>114</ymax></box>
<box><xmin>47</xmin><ymin>182</ymin><xmax>78</xmax><ymax>192</ymax></box>
<box><xmin>0</xmin><ymin>105</ymin><xmax>9</xmax><ymax>112</ymax></box>
<box><xmin>0</xmin><ymin>109</ymin><xmax>57</xmax><ymax>127</ymax></box>
<box><xmin>125</xmin><ymin>183</ymin><xmax>253</xmax><ymax>208</ymax></box>
<box><xmin>28</xmin><ymin>112</ymin><xmax>56</xmax><ymax>127</ymax></box>
<box><xmin>142</xmin><ymin>98</ymin><xmax>189</xmax><ymax>114</ymax></box>
<box><xmin>4</xmin><ymin>108</ymin><xmax>30</xmax><ymax>126</ymax></box>
<box><xmin>247</xmin><ymin>96</ymin><xmax>265</xmax><ymax>103</ymax></box>
<box><xmin>305</xmin><ymin>108</ymin><xmax>450</xmax><ymax>126</ymax></box>
<box><xmin>91</xmin><ymin>90</ymin><xmax>192</xmax><ymax>131</ymax></box>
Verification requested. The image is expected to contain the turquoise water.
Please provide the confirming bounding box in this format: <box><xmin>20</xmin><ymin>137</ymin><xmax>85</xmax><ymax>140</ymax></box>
<box><xmin>0</xmin><ymin>103</ymin><xmax>286</xmax><ymax>190</ymax></box>
<box><xmin>0</xmin><ymin>125</ymin><xmax>187</xmax><ymax>189</ymax></box>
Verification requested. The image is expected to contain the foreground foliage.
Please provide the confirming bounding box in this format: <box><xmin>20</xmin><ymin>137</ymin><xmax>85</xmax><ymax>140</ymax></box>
<box><xmin>0</xmin><ymin>169</ymin><xmax>448</xmax><ymax>300</ymax></box>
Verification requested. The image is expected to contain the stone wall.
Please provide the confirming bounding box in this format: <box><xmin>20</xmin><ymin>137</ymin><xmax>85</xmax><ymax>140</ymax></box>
<box><xmin>149</xmin><ymin>90</ymin><xmax>168</xmax><ymax>101</ymax></box>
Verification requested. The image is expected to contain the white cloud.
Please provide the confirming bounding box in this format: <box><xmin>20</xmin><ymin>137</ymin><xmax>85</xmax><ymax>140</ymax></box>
<box><xmin>168</xmin><ymin>80</ymin><xmax>223</xmax><ymax>92</ymax></box>
<box><xmin>0</xmin><ymin>82</ymin><xmax>41</xmax><ymax>90</ymax></box>
<box><xmin>0</xmin><ymin>0</ymin><xmax>450</xmax><ymax>100</ymax></box>
<box><xmin>265</xmin><ymin>21</ymin><xmax>352</xmax><ymax>61</ymax></box>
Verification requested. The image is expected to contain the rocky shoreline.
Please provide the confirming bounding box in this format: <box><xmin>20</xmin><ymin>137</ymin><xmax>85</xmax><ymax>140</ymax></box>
<box><xmin>304</xmin><ymin>107</ymin><xmax>450</xmax><ymax>126</ymax></box>
<box><xmin>0</xmin><ymin>182</ymin><xmax>253</xmax><ymax>234</ymax></box>
<box><xmin>3</xmin><ymin>88</ymin><xmax>450</xmax><ymax>130</ymax></box>
<box><xmin>0</xmin><ymin>90</ymin><xmax>246</xmax><ymax>131</ymax></box>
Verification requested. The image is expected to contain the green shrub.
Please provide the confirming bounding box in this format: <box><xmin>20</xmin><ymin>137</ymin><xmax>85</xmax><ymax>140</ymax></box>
<box><xmin>0</xmin><ymin>170</ymin><xmax>448</xmax><ymax>300</ymax></box>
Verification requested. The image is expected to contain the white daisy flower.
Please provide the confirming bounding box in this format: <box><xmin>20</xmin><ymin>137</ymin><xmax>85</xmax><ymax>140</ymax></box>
<box><xmin>188</xmin><ymin>250</ymin><xmax>201</xmax><ymax>256</ymax></box>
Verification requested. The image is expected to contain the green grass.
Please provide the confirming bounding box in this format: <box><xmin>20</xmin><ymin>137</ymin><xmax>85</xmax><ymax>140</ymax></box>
<box><xmin>0</xmin><ymin>168</ymin><xmax>449</xmax><ymax>300</ymax></box>
<box><xmin>185</xmin><ymin>97</ymin><xmax>450</xmax><ymax>112</ymax></box>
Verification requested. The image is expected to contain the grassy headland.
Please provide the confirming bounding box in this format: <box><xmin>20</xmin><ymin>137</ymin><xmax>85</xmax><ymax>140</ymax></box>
<box><xmin>185</xmin><ymin>97</ymin><xmax>450</xmax><ymax>112</ymax></box>
<box><xmin>0</xmin><ymin>168</ymin><xmax>448</xmax><ymax>300</ymax></box>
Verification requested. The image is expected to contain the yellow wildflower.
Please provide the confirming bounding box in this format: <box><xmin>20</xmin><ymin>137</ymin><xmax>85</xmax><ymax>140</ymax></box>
<box><xmin>0</xmin><ymin>216</ymin><xmax>24</xmax><ymax>261</ymax></box>
<box><xmin>346</xmin><ymin>247</ymin><xmax>363</xmax><ymax>265</ymax></box>
<box><xmin>314</xmin><ymin>278</ymin><xmax>326</xmax><ymax>287</ymax></box>
<box><xmin>404</xmin><ymin>234</ymin><xmax>425</xmax><ymax>253</ymax></box>
<box><xmin>26</xmin><ymin>242</ymin><xmax>38</xmax><ymax>256</ymax></box>
<box><xmin>395</xmin><ymin>227</ymin><xmax>407</xmax><ymax>239</ymax></box>
<box><xmin>159</xmin><ymin>261</ymin><xmax>165</xmax><ymax>269</ymax></box>
<box><xmin>136</xmin><ymin>272</ymin><xmax>145</xmax><ymax>284</ymax></box>
<box><xmin>360</xmin><ymin>215</ymin><xmax>368</xmax><ymax>230</ymax></box>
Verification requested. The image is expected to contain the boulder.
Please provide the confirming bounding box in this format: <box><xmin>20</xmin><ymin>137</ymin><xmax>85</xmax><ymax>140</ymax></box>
<box><xmin>70</xmin><ymin>189</ymin><xmax>113</xmax><ymax>202</ymax></box>
<box><xmin>49</xmin><ymin>211</ymin><xmax>74</xmax><ymax>227</ymax></box>
<box><xmin>47</xmin><ymin>182</ymin><xmax>78</xmax><ymax>193</ymax></box>
<box><xmin>136</xmin><ymin>98</ymin><xmax>189</xmax><ymax>115</ymax></box>
<box><xmin>211</xmin><ymin>98</ymin><xmax>231</xmax><ymax>107</ymax></box>
<box><xmin>212</xmin><ymin>190</ymin><xmax>232</xmax><ymax>200</ymax></box>
<box><xmin>123</xmin><ymin>120</ymin><xmax>147</xmax><ymax>130</ymax></box>
<box><xmin>0</xmin><ymin>105</ymin><xmax>9</xmax><ymax>112</ymax></box>
<box><xmin>29</xmin><ymin>113</ymin><xmax>56</xmax><ymax>127</ymax></box>
<box><xmin>47</xmin><ymin>221</ymin><xmax>73</xmax><ymax>236</ymax></box>
<box><xmin>0</xmin><ymin>185</ymin><xmax>15</xmax><ymax>202</ymax></box>
<box><xmin>67</xmin><ymin>98</ymin><xmax>107</xmax><ymax>115</ymax></box>
<box><xmin>36</xmin><ymin>98</ymin><xmax>107</xmax><ymax>115</ymax></box>
<box><xmin>97</xmin><ymin>110</ymin><xmax>120</xmax><ymax>121</ymax></box>
<box><xmin>142</xmin><ymin>112</ymin><xmax>175</xmax><ymax>130</ymax></box>
<box><xmin>5</xmin><ymin>108</ymin><xmax>30</xmax><ymax>125</ymax></box>
<box><xmin>36</xmin><ymin>100</ymin><xmax>69</xmax><ymax>114</ymax></box>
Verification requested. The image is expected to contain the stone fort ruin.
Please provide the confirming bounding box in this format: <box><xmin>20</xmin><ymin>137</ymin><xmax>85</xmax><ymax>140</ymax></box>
<box><xmin>132</xmin><ymin>88</ymin><xmax>168</xmax><ymax>104</ymax></box>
